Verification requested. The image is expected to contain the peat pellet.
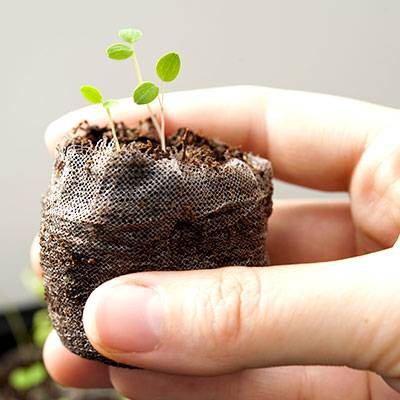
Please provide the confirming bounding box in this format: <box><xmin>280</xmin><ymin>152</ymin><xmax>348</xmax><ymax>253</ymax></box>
<box><xmin>40</xmin><ymin>121</ymin><xmax>273</xmax><ymax>367</ymax></box>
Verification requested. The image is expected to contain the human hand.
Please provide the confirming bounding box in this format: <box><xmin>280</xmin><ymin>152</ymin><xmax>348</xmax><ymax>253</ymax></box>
<box><xmin>32</xmin><ymin>86</ymin><xmax>400</xmax><ymax>399</ymax></box>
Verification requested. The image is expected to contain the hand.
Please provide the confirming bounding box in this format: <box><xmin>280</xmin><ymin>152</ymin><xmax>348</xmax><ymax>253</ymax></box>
<box><xmin>32</xmin><ymin>86</ymin><xmax>400</xmax><ymax>399</ymax></box>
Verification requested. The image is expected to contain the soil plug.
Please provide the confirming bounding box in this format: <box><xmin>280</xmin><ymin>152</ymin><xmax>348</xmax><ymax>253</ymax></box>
<box><xmin>40</xmin><ymin>29</ymin><xmax>273</xmax><ymax>369</ymax></box>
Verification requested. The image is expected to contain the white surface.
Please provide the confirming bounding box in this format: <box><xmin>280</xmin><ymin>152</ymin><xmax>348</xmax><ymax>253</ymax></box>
<box><xmin>1</xmin><ymin>0</ymin><xmax>399</xmax><ymax>306</ymax></box>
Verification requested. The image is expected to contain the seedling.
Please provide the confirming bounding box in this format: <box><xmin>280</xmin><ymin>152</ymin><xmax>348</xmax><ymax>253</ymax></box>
<box><xmin>9</xmin><ymin>362</ymin><xmax>48</xmax><ymax>391</ymax></box>
<box><xmin>107</xmin><ymin>29</ymin><xmax>181</xmax><ymax>151</ymax></box>
<box><xmin>106</xmin><ymin>29</ymin><xmax>161</xmax><ymax>147</ymax></box>
<box><xmin>3</xmin><ymin>270</ymin><xmax>52</xmax><ymax>393</ymax></box>
<box><xmin>134</xmin><ymin>52</ymin><xmax>181</xmax><ymax>151</ymax></box>
<box><xmin>80</xmin><ymin>86</ymin><xmax>120</xmax><ymax>151</ymax></box>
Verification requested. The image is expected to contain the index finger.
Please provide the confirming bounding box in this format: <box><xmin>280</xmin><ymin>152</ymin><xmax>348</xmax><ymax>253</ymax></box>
<box><xmin>45</xmin><ymin>86</ymin><xmax>400</xmax><ymax>191</ymax></box>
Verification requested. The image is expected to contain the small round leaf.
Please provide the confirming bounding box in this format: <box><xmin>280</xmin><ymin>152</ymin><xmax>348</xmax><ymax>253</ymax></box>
<box><xmin>156</xmin><ymin>52</ymin><xmax>181</xmax><ymax>82</ymax></box>
<box><xmin>103</xmin><ymin>99</ymin><xmax>119</xmax><ymax>109</ymax></box>
<box><xmin>133</xmin><ymin>82</ymin><xmax>159</xmax><ymax>105</ymax></box>
<box><xmin>119</xmin><ymin>29</ymin><xmax>143</xmax><ymax>43</ymax></box>
<box><xmin>81</xmin><ymin>85</ymin><xmax>103</xmax><ymax>104</ymax></box>
<box><xmin>106</xmin><ymin>43</ymin><xmax>133</xmax><ymax>60</ymax></box>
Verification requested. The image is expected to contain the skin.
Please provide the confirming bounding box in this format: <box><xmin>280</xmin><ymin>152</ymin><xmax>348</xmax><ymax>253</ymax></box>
<box><xmin>32</xmin><ymin>86</ymin><xmax>400</xmax><ymax>399</ymax></box>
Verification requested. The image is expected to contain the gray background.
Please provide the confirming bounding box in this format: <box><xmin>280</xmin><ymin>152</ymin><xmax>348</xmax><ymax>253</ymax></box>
<box><xmin>1</xmin><ymin>0</ymin><xmax>399</xmax><ymax>307</ymax></box>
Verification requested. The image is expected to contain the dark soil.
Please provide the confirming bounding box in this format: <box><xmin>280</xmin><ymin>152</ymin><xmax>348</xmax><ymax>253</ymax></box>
<box><xmin>71</xmin><ymin>118</ymin><xmax>250</xmax><ymax>168</ymax></box>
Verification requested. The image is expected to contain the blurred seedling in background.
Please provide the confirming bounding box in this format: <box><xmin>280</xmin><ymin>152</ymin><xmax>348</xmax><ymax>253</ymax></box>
<box><xmin>6</xmin><ymin>270</ymin><xmax>128</xmax><ymax>399</ymax></box>
<box><xmin>107</xmin><ymin>29</ymin><xmax>181</xmax><ymax>151</ymax></box>
<box><xmin>80</xmin><ymin>86</ymin><xmax>120</xmax><ymax>151</ymax></box>
<box><xmin>2</xmin><ymin>269</ymin><xmax>52</xmax><ymax>393</ymax></box>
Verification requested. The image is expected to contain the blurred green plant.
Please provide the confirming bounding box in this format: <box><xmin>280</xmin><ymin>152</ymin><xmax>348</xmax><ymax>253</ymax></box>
<box><xmin>4</xmin><ymin>269</ymin><xmax>127</xmax><ymax>399</ymax></box>
<box><xmin>8</xmin><ymin>361</ymin><xmax>47</xmax><ymax>391</ymax></box>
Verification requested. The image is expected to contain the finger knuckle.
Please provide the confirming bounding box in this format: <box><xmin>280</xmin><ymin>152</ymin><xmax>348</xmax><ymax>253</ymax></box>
<box><xmin>200</xmin><ymin>268</ymin><xmax>263</xmax><ymax>351</ymax></box>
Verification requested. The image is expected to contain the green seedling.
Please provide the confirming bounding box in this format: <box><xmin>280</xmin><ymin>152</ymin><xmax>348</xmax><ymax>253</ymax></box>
<box><xmin>80</xmin><ymin>86</ymin><xmax>120</xmax><ymax>151</ymax></box>
<box><xmin>107</xmin><ymin>29</ymin><xmax>180</xmax><ymax>151</ymax></box>
<box><xmin>107</xmin><ymin>29</ymin><xmax>161</xmax><ymax>146</ymax></box>
<box><xmin>9</xmin><ymin>361</ymin><xmax>47</xmax><ymax>391</ymax></box>
<box><xmin>107</xmin><ymin>29</ymin><xmax>143</xmax><ymax>82</ymax></box>
<box><xmin>134</xmin><ymin>52</ymin><xmax>181</xmax><ymax>151</ymax></box>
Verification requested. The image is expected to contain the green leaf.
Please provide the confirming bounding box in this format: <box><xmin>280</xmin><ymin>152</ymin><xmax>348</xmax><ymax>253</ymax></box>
<box><xmin>81</xmin><ymin>85</ymin><xmax>103</xmax><ymax>104</ymax></box>
<box><xmin>119</xmin><ymin>28</ymin><xmax>143</xmax><ymax>43</ymax></box>
<box><xmin>156</xmin><ymin>52</ymin><xmax>181</xmax><ymax>82</ymax></box>
<box><xmin>133</xmin><ymin>82</ymin><xmax>159</xmax><ymax>105</ymax></box>
<box><xmin>103</xmin><ymin>99</ymin><xmax>119</xmax><ymax>109</ymax></box>
<box><xmin>9</xmin><ymin>362</ymin><xmax>47</xmax><ymax>391</ymax></box>
<box><xmin>106</xmin><ymin>43</ymin><xmax>133</xmax><ymax>60</ymax></box>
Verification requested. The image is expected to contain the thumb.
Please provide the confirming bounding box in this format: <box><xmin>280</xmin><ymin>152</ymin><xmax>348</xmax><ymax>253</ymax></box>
<box><xmin>83</xmin><ymin>247</ymin><xmax>400</xmax><ymax>385</ymax></box>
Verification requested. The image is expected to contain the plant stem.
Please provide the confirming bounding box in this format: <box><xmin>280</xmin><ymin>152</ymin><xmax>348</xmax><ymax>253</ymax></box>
<box><xmin>158</xmin><ymin>81</ymin><xmax>166</xmax><ymax>151</ymax></box>
<box><xmin>131</xmin><ymin>45</ymin><xmax>143</xmax><ymax>83</ymax></box>
<box><xmin>147</xmin><ymin>108</ymin><xmax>164</xmax><ymax>151</ymax></box>
<box><xmin>130</xmin><ymin>43</ymin><xmax>165</xmax><ymax>150</ymax></box>
<box><xmin>181</xmin><ymin>128</ymin><xmax>189</xmax><ymax>162</ymax></box>
<box><xmin>106</xmin><ymin>108</ymin><xmax>120</xmax><ymax>152</ymax></box>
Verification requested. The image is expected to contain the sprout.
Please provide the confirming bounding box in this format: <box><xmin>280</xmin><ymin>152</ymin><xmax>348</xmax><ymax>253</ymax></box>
<box><xmin>106</xmin><ymin>29</ymin><xmax>181</xmax><ymax>151</ymax></box>
<box><xmin>9</xmin><ymin>362</ymin><xmax>47</xmax><ymax>391</ymax></box>
<box><xmin>81</xmin><ymin>29</ymin><xmax>182</xmax><ymax>152</ymax></box>
<box><xmin>133</xmin><ymin>52</ymin><xmax>181</xmax><ymax>151</ymax></box>
<box><xmin>115</xmin><ymin>28</ymin><xmax>144</xmax><ymax>82</ymax></box>
<box><xmin>80</xmin><ymin>85</ymin><xmax>120</xmax><ymax>151</ymax></box>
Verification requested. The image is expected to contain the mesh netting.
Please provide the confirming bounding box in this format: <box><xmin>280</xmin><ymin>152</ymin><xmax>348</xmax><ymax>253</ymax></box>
<box><xmin>40</xmin><ymin>125</ymin><xmax>273</xmax><ymax>367</ymax></box>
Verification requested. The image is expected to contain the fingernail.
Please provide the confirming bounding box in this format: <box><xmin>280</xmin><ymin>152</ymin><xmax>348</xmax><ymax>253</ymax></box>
<box><xmin>84</xmin><ymin>284</ymin><xmax>164</xmax><ymax>353</ymax></box>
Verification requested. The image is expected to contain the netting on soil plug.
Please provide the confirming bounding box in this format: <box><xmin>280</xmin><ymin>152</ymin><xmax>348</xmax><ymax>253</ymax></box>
<box><xmin>40</xmin><ymin>121</ymin><xmax>273</xmax><ymax>367</ymax></box>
